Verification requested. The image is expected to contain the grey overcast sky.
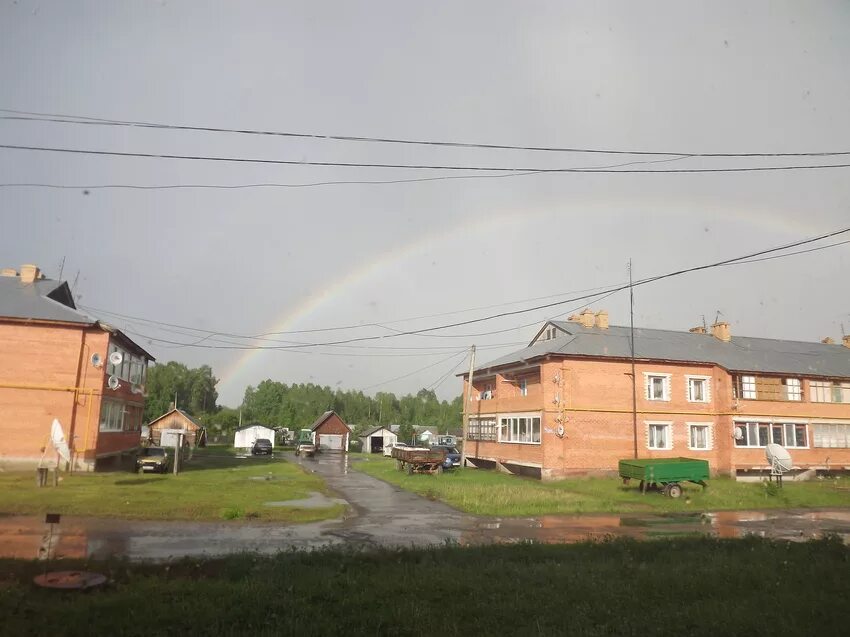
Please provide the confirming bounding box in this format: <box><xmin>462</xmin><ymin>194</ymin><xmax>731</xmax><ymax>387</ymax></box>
<box><xmin>1</xmin><ymin>0</ymin><xmax>849</xmax><ymax>406</ymax></box>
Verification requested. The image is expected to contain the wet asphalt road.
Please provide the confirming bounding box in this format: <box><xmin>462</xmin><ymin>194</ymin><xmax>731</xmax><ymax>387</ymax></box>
<box><xmin>2</xmin><ymin>452</ymin><xmax>850</xmax><ymax>561</ymax></box>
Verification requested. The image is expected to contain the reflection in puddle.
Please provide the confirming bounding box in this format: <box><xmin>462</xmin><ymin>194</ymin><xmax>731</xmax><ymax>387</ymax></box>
<box><xmin>1</xmin><ymin>508</ymin><xmax>849</xmax><ymax>562</ymax></box>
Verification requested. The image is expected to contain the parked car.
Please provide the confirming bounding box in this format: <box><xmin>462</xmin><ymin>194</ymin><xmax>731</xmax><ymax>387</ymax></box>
<box><xmin>251</xmin><ymin>438</ymin><xmax>273</xmax><ymax>455</ymax></box>
<box><xmin>430</xmin><ymin>444</ymin><xmax>461</xmax><ymax>468</ymax></box>
<box><xmin>383</xmin><ymin>441</ymin><xmax>410</xmax><ymax>457</ymax></box>
<box><xmin>136</xmin><ymin>447</ymin><xmax>171</xmax><ymax>473</ymax></box>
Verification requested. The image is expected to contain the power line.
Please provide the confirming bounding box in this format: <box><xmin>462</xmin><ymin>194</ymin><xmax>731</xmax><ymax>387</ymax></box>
<box><xmin>3</xmin><ymin>108</ymin><xmax>849</xmax><ymax>158</ymax></box>
<box><xmin>359</xmin><ymin>350</ymin><xmax>469</xmax><ymax>392</ymax></box>
<box><xmin>218</xmin><ymin>226</ymin><xmax>850</xmax><ymax>349</ymax></box>
<box><xmin>427</xmin><ymin>355</ymin><xmax>471</xmax><ymax>392</ymax></box>
<box><xmin>79</xmin><ymin>280</ymin><xmax>623</xmax><ymax>340</ymax></box>
<box><xmin>3</xmin><ymin>142</ymin><xmax>850</xmax><ymax>173</ymax></box>
<box><xmin>90</xmin><ymin>229</ymin><xmax>850</xmax><ymax>353</ymax></box>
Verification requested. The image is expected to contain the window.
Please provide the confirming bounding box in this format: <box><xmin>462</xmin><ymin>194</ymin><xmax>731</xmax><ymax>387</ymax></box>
<box><xmin>687</xmin><ymin>423</ymin><xmax>712</xmax><ymax>450</ymax></box>
<box><xmin>479</xmin><ymin>383</ymin><xmax>494</xmax><ymax>400</ymax></box>
<box><xmin>783</xmin><ymin>378</ymin><xmax>802</xmax><ymax>401</ymax></box>
<box><xmin>467</xmin><ymin>418</ymin><xmax>497</xmax><ymax>441</ymax></box>
<box><xmin>740</xmin><ymin>376</ymin><xmax>756</xmax><ymax>399</ymax></box>
<box><xmin>540</xmin><ymin>326</ymin><xmax>558</xmax><ymax>341</ymax></box>
<box><xmin>519</xmin><ymin>379</ymin><xmax>528</xmax><ymax>397</ymax></box>
<box><xmin>813</xmin><ymin>423</ymin><xmax>850</xmax><ymax>448</ymax></box>
<box><xmin>99</xmin><ymin>400</ymin><xmax>125</xmax><ymax>432</ymax></box>
<box><xmin>809</xmin><ymin>381</ymin><xmax>850</xmax><ymax>403</ymax></box>
<box><xmin>647</xmin><ymin>422</ymin><xmax>672</xmax><ymax>450</ymax></box>
<box><xmin>644</xmin><ymin>373</ymin><xmax>670</xmax><ymax>401</ymax></box>
<box><xmin>735</xmin><ymin>421</ymin><xmax>807</xmax><ymax>448</ymax></box>
<box><xmin>686</xmin><ymin>376</ymin><xmax>710</xmax><ymax>403</ymax></box>
<box><xmin>498</xmin><ymin>415</ymin><xmax>541</xmax><ymax>444</ymax></box>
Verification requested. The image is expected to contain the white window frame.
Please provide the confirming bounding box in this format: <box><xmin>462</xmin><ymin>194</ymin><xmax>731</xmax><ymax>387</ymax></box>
<box><xmin>734</xmin><ymin>421</ymin><xmax>808</xmax><ymax>449</ymax></box>
<box><xmin>686</xmin><ymin>375</ymin><xmax>711</xmax><ymax>403</ymax></box>
<box><xmin>497</xmin><ymin>413</ymin><xmax>542</xmax><ymax>445</ymax></box>
<box><xmin>686</xmin><ymin>422</ymin><xmax>713</xmax><ymax>451</ymax></box>
<box><xmin>646</xmin><ymin>421</ymin><xmax>673</xmax><ymax>450</ymax></box>
<box><xmin>644</xmin><ymin>373</ymin><xmax>671</xmax><ymax>402</ymax></box>
<box><xmin>467</xmin><ymin>417</ymin><xmax>497</xmax><ymax>441</ymax></box>
<box><xmin>783</xmin><ymin>378</ymin><xmax>802</xmax><ymax>401</ymax></box>
<box><xmin>812</xmin><ymin>422</ymin><xmax>850</xmax><ymax>448</ymax></box>
<box><xmin>99</xmin><ymin>399</ymin><xmax>125</xmax><ymax>433</ymax></box>
<box><xmin>740</xmin><ymin>375</ymin><xmax>756</xmax><ymax>399</ymax></box>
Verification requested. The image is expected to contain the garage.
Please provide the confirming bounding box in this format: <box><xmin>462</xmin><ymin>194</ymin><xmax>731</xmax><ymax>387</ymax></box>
<box><xmin>360</xmin><ymin>426</ymin><xmax>397</xmax><ymax>454</ymax></box>
<box><xmin>309</xmin><ymin>410</ymin><xmax>352</xmax><ymax>454</ymax></box>
<box><xmin>321</xmin><ymin>434</ymin><xmax>343</xmax><ymax>451</ymax></box>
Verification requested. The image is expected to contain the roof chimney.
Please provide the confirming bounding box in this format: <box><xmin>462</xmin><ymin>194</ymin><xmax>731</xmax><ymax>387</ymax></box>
<box><xmin>19</xmin><ymin>264</ymin><xmax>40</xmax><ymax>284</ymax></box>
<box><xmin>567</xmin><ymin>313</ymin><xmax>581</xmax><ymax>323</ymax></box>
<box><xmin>821</xmin><ymin>337</ymin><xmax>835</xmax><ymax>345</ymax></box>
<box><xmin>1</xmin><ymin>268</ymin><xmax>17</xmax><ymax>277</ymax></box>
<box><xmin>689</xmin><ymin>326</ymin><xmax>707</xmax><ymax>334</ymax></box>
<box><xmin>595</xmin><ymin>310</ymin><xmax>609</xmax><ymax>329</ymax></box>
<box><xmin>844</xmin><ymin>335</ymin><xmax>850</xmax><ymax>349</ymax></box>
<box><xmin>711</xmin><ymin>321</ymin><xmax>731</xmax><ymax>342</ymax></box>
<box><xmin>579</xmin><ymin>308</ymin><xmax>595</xmax><ymax>328</ymax></box>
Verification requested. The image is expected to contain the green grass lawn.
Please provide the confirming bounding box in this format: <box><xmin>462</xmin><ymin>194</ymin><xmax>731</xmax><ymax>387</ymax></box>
<box><xmin>0</xmin><ymin>447</ymin><xmax>344</xmax><ymax>522</ymax></box>
<box><xmin>355</xmin><ymin>456</ymin><xmax>850</xmax><ymax>516</ymax></box>
<box><xmin>1</xmin><ymin>537</ymin><xmax>848</xmax><ymax>635</ymax></box>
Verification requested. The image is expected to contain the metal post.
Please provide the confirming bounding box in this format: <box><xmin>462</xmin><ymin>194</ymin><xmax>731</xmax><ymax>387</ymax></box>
<box><xmin>460</xmin><ymin>345</ymin><xmax>476</xmax><ymax>468</ymax></box>
<box><xmin>173</xmin><ymin>433</ymin><xmax>182</xmax><ymax>475</ymax></box>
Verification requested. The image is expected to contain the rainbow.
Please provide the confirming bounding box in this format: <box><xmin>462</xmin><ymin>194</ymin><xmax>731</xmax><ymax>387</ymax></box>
<box><xmin>216</xmin><ymin>198</ymin><xmax>822</xmax><ymax>401</ymax></box>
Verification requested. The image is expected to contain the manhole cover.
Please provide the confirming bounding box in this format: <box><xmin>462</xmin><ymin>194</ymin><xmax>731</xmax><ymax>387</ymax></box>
<box><xmin>33</xmin><ymin>571</ymin><xmax>107</xmax><ymax>590</ymax></box>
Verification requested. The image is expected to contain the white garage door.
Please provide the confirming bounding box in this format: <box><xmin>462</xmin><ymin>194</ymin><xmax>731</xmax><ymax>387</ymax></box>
<box><xmin>322</xmin><ymin>434</ymin><xmax>343</xmax><ymax>451</ymax></box>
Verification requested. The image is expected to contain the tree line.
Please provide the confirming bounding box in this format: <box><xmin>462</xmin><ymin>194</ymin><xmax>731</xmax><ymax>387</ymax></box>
<box><xmin>143</xmin><ymin>362</ymin><xmax>463</xmax><ymax>438</ymax></box>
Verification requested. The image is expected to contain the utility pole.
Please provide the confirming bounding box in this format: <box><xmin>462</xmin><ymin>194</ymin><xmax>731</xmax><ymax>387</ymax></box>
<box><xmin>629</xmin><ymin>260</ymin><xmax>638</xmax><ymax>459</ymax></box>
<box><xmin>459</xmin><ymin>345</ymin><xmax>476</xmax><ymax>468</ymax></box>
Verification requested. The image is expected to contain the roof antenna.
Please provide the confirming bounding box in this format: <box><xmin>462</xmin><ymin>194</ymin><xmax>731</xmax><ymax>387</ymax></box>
<box><xmin>713</xmin><ymin>310</ymin><xmax>723</xmax><ymax>324</ymax></box>
<box><xmin>58</xmin><ymin>256</ymin><xmax>66</xmax><ymax>281</ymax></box>
<box><xmin>71</xmin><ymin>270</ymin><xmax>80</xmax><ymax>294</ymax></box>
<box><xmin>701</xmin><ymin>315</ymin><xmax>707</xmax><ymax>331</ymax></box>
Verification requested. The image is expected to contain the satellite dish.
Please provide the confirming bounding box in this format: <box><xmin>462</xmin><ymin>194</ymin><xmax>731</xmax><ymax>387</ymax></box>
<box><xmin>733</xmin><ymin>426</ymin><xmax>744</xmax><ymax>440</ymax></box>
<box><xmin>556</xmin><ymin>424</ymin><xmax>565</xmax><ymax>438</ymax></box>
<box><xmin>107</xmin><ymin>375</ymin><xmax>120</xmax><ymax>391</ymax></box>
<box><xmin>109</xmin><ymin>351</ymin><xmax>123</xmax><ymax>366</ymax></box>
<box><xmin>130</xmin><ymin>383</ymin><xmax>141</xmax><ymax>395</ymax></box>
<box><xmin>766</xmin><ymin>443</ymin><xmax>793</xmax><ymax>473</ymax></box>
<box><xmin>90</xmin><ymin>353</ymin><xmax>102</xmax><ymax>368</ymax></box>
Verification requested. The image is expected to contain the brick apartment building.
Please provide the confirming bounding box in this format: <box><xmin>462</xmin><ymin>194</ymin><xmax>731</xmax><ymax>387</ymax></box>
<box><xmin>0</xmin><ymin>264</ymin><xmax>154</xmax><ymax>470</ymax></box>
<box><xmin>461</xmin><ymin>309</ymin><xmax>850</xmax><ymax>480</ymax></box>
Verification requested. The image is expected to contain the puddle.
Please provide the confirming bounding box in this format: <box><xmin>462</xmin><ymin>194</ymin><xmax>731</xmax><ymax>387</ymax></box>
<box><xmin>264</xmin><ymin>492</ymin><xmax>347</xmax><ymax>509</ymax></box>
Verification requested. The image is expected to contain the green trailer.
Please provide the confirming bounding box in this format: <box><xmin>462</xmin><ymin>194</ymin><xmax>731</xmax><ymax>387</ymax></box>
<box><xmin>618</xmin><ymin>457</ymin><xmax>709</xmax><ymax>498</ymax></box>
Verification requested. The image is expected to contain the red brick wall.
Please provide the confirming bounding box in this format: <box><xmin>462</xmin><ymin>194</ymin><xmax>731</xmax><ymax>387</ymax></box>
<box><xmin>463</xmin><ymin>355</ymin><xmax>850</xmax><ymax>479</ymax></box>
<box><xmin>314</xmin><ymin>413</ymin><xmax>351</xmax><ymax>451</ymax></box>
<box><xmin>0</xmin><ymin>323</ymin><xmax>145</xmax><ymax>468</ymax></box>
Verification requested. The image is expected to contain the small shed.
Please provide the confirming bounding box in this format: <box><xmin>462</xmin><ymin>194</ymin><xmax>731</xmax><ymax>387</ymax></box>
<box><xmin>148</xmin><ymin>409</ymin><xmax>206</xmax><ymax>447</ymax></box>
<box><xmin>234</xmin><ymin>423</ymin><xmax>276</xmax><ymax>449</ymax></box>
<box><xmin>310</xmin><ymin>411</ymin><xmax>351</xmax><ymax>453</ymax></box>
<box><xmin>360</xmin><ymin>425</ymin><xmax>397</xmax><ymax>454</ymax></box>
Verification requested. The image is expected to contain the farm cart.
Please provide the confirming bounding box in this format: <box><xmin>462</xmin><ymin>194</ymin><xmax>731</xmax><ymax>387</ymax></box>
<box><xmin>392</xmin><ymin>446</ymin><xmax>448</xmax><ymax>475</ymax></box>
<box><xmin>618</xmin><ymin>458</ymin><xmax>709</xmax><ymax>498</ymax></box>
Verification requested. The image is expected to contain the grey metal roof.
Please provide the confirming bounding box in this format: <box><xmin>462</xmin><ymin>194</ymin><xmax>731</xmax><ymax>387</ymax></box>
<box><xmin>0</xmin><ymin>276</ymin><xmax>94</xmax><ymax>324</ymax></box>
<box><xmin>473</xmin><ymin>321</ymin><xmax>850</xmax><ymax>378</ymax></box>
<box><xmin>360</xmin><ymin>425</ymin><xmax>393</xmax><ymax>438</ymax></box>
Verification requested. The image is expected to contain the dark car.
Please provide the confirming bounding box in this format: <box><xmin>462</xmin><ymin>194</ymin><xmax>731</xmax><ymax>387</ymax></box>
<box><xmin>430</xmin><ymin>445</ymin><xmax>461</xmax><ymax>469</ymax></box>
<box><xmin>136</xmin><ymin>446</ymin><xmax>171</xmax><ymax>473</ymax></box>
<box><xmin>251</xmin><ymin>438</ymin><xmax>274</xmax><ymax>455</ymax></box>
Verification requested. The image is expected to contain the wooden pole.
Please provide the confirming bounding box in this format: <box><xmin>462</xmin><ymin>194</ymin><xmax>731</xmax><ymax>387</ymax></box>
<box><xmin>459</xmin><ymin>345</ymin><xmax>476</xmax><ymax>468</ymax></box>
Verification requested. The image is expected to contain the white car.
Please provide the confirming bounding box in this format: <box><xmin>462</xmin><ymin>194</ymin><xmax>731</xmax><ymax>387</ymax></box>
<box><xmin>383</xmin><ymin>441</ymin><xmax>410</xmax><ymax>457</ymax></box>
